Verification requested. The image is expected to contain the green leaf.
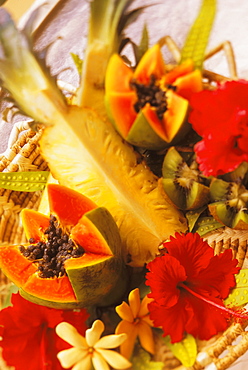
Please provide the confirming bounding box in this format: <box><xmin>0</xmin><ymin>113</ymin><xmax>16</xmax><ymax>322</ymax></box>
<box><xmin>131</xmin><ymin>344</ymin><xmax>164</xmax><ymax>370</ymax></box>
<box><xmin>225</xmin><ymin>269</ymin><xmax>248</xmax><ymax>307</ymax></box>
<box><xmin>70</xmin><ymin>52</ymin><xmax>83</xmax><ymax>76</ymax></box>
<box><xmin>0</xmin><ymin>171</ymin><xmax>50</xmax><ymax>192</ymax></box>
<box><xmin>180</xmin><ymin>0</ymin><xmax>216</xmax><ymax>69</ymax></box>
<box><xmin>163</xmin><ymin>334</ymin><xmax>197</xmax><ymax>367</ymax></box>
<box><xmin>186</xmin><ymin>206</ymin><xmax>207</xmax><ymax>232</ymax></box>
<box><xmin>192</xmin><ymin>216</ymin><xmax>223</xmax><ymax>236</ymax></box>
<box><xmin>1</xmin><ymin>283</ymin><xmax>18</xmax><ymax>309</ymax></box>
<box><xmin>134</xmin><ymin>24</ymin><xmax>149</xmax><ymax>64</ymax></box>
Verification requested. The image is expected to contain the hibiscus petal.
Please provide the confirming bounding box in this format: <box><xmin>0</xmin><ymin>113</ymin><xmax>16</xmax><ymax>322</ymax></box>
<box><xmin>96</xmin><ymin>348</ymin><xmax>132</xmax><ymax>369</ymax></box>
<box><xmin>137</xmin><ymin>321</ymin><xmax>155</xmax><ymax>354</ymax></box>
<box><xmin>166</xmin><ymin>233</ymin><xmax>214</xmax><ymax>279</ymax></box>
<box><xmin>128</xmin><ymin>288</ymin><xmax>141</xmax><ymax>318</ymax></box>
<box><xmin>185</xmin><ymin>294</ymin><xmax>229</xmax><ymax>340</ymax></box>
<box><xmin>146</xmin><ymin>254</ymin><xmax>186</xmax><ymax>307</ymax></box>
<box><xmin>95</xmin><ymin>333</ymin><xmax>127</xmax><ymax>349</ymax></box>
<box><xmin>115</xmin><ymin>320</ymin><xmax>138</xmax><ymax>359</ymax></box>
<box><xmin>189</xmin><ymin>80</ymin><xmax>248</xmax><ymax>176</ymax></box>
<box><xmin>92</xmin><ymin>351</ymin><xmax>110</xmax><ymax>370</ymax></box>
<box><xmin>195</xmin><ymin>249</ymin><xmax>239</xmax><ymax>299</ymax></box>
<box><xmin>116</xmin><ymin>301</ymin><xmax>134</xmax><ymax>322</ymax></box>
<box><xmin>148</xmin><ymin>298</ymin><xmax>192</xmax><ymax>343</ymax></box>
<box><xmin>57</xmin><ymin>347</ymin><xmax>88</xmax><ymax>368</ymax></box>
<box><xmin>56</xmin><ymin>322</ymin><xmax>88</xmax><ymax>348</ymax></box>
<box><xmin>86</xmin><ymin>320</ymin><xmax>104</xmax><ymax>347</ymax></box>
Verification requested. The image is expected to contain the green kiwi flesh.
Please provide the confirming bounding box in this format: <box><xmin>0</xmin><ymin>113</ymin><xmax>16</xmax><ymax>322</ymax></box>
<box><xmin>161</xmin><ymin>147</ymin><xmax>209</xmax><ymax>210</ymax></box>
<box><xmin>209</xmin><ymin>178</ymin><xmax>248</xmax><ymax>229</ymax></box>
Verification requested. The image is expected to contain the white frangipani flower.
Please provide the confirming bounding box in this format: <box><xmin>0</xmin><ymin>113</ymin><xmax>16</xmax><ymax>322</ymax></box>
<box><xmin>56</xmin><ymin>319</ymin><xmax>131</xmax><ymax>370</ymax></box>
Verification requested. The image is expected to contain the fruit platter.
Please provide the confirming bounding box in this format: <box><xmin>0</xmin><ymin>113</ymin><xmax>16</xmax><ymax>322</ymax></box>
<box><xmin>0</xmin><ymin>0</ymin><xmax>248</xmax><ymax>369</ymax></box>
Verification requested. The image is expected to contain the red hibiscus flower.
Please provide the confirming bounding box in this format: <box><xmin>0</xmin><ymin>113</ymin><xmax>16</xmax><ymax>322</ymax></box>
<box><xmin>145</xmin><ymin>233</ymin><xmax>243</xmax><ymax>343</ymax></box>
<box><xmin>0</xmin><ymin>293</ymin><xmax>89</xmax><ymax>370</ymax></box>
<box><xmin>189</xmin><ymin>80</ymin><xmax>248</xmax><ymax>176</ymax></box>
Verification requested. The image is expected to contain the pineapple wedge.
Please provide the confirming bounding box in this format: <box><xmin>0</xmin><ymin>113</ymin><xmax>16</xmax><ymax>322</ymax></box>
<box><xmin>0</xmin><ymin>4</ymin><xmax>187</xmax><ymax>266</ymax></box>
<box><xmin>40</xmin><ymin>105</ymin><xmax>187</xmax><ymax>266</ymax></box>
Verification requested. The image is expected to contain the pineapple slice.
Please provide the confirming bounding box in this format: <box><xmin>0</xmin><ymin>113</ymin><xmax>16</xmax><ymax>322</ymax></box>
<box><xmin>40</xmin><ymin>105</ymin><xmax>187</xmax><ymax>266</ymax></box>
<box><xmin>0</xmin><ymin>3</ymin><xmax>187</xmax><ymax>266</ymax></box>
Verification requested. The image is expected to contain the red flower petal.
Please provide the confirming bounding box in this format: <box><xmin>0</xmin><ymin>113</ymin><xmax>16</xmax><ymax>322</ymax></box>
<box><xmin>148</xmin><ymin>296</ymin><xmax>193</xmax><ymax>343</ymax></box>
<box><xmin>146</xmin><ymin>233</ymin><xmax>240</xmax><ymax>342</ymax></box>
<box><xmin>0</xmin><ymin>293</ymin><xmax>89</xmax><ymax>370</ymax></box>
<box><xmin>189</xmin><ymin>80</ymin><xmax>248</xmax><ymax>176</ymax></box>
<box><xmin>184</xmin><ymin>294</ymin><xmax>229</xmax><ymax>341</ymax></box>
<box><xmin>146</xmin><ymin>254</ymin><xmax>186</xmax><ymax>307</ymax></box>
<box><xmin>165</xmin><ymin>233</ymin><xmax>214</xmax><ymax>281</ymax></box>
<box><xmin>194</xmin><ymin>249</ymin><xmax>239</xmax><ymax>299</ymax></box>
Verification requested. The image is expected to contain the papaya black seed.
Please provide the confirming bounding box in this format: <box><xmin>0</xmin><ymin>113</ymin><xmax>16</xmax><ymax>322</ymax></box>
<box><xmin>130</xmin><ymin>74</ymin><xmax>168</xmax><ymax>120</ymax></box>
<box><xmin>19</xmin><ymin>214</ymin><xmax>85</xmax><ymax>279</ymax></box>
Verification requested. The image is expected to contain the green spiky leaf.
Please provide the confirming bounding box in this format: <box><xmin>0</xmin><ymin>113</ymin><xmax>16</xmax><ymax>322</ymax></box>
<box><xmin>180</xmin><ymin>0</ymin><xmax>216</xmax><ymax>69</ymax></box>
<box><xmin>0</xmin><ymin>171</ymin><xmax>49</xmax><ymax>192</ymax></box>
<box><xmin>134</xmin><ymin>24</ymin><xmax>149</xmax><ymax>64</ymax></box>
<box><xmin>225</xmin><ymin>269</ymin><xmax>248</xmax><ymax>307</ymax></box>
<box><xmin>163</xmin><ymin>334</ymin><xmax>197</xmax><ymax>367</ymax></box>
<box><xmin>70</xmin><ymin>53</ymin><xmax>83</xmax><ymax>76</ymax></box>
<box><xmin>131</xmin><ymin>345</ymin><xmax>164</xmax><ymax>370</ymax></box>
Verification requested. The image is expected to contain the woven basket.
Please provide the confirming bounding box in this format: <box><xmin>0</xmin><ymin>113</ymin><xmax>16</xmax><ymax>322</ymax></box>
<box><xmin>0</xmin><ymin>124</ymin><xmax>248</xmax><ymax>370</ymax></box>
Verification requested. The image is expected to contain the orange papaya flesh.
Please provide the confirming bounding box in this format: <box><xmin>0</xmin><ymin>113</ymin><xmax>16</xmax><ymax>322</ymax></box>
<box><xmin>134</xmin><ymin>44</ymin><xmax>166</xmax><ymax>84</ymax></box>
<box><xmin>23</xmin><ymin>273</ymin><xmax>77</xmax><ymax>303</ymax></box>
<box><xmin>0</xmin><ymin>244</ymin><xmax>36</xmax><ymax>286</ymax></box>
<box><xmin>106</xmin><ymin>91</ymin><xmax>137</xmax><ymax>137</ymax></box>
<box><xmin>142</xmin><ymin>90</ymin><xmax>189</xmax><ymax>143</ymax></box>
<box><xmin>174</xmin><ymin>69</ymin><xmax>203</xmax><ymax>100</ymax></box>
<box><xmin>21</xmin><ymin>209</ymin><xmax>50</xmax><ymax>242</ymax></box>
<box><xmin>47</xmin><ymin>183</ymin><xmax>97</xmax><ymax>227</ymax></box>
<box><xmin>105</xmin><ymin>53</ymin><xmax>134</xmax><ymax>93</ymax></box>
<box><xmin>163</xmin><ymin>59</ymin><xmax>195</xmax><ymax>85</ymax></box>
<box><xmin>71</xmin><ymin>215</ymin><xmax>113</xmax><ymax>256</ymax></box>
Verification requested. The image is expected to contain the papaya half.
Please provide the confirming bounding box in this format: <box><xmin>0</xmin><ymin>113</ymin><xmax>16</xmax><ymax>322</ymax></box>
<box><xmin>0</xmin><ymin>184</ymin><xmax>127</xmax><ymax>309</ymax></box>
<box><xmin>105</xmin><ymin>44</ymin><xmax>202</xmax><ymax>150</ymax></box>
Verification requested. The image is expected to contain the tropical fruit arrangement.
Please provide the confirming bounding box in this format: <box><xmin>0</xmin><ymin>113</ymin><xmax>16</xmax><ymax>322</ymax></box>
<box><xmin>0</xmin><ymin>0</ymin><xmax>248</xmax><ymax>369</ymax></box>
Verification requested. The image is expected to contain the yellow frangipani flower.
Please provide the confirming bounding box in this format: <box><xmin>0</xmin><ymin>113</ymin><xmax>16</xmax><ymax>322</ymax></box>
<box><xmin>115</xmin><ymin>288</ymin><xmax>155</xmax><ymax>359</ymax></box>
<box><xmin>56</xmin><ymin>319</ymin><xmax>131</xmax><ymax>370</ymax></box>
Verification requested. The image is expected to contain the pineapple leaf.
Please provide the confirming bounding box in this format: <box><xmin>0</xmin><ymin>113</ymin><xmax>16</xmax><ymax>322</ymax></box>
<box><xmin>76</xmin><ymin>0</ymin><xmax>148</xmax><ymax>111</ymax></box>
<box><xmin>70</xmin><ymin>53</ymin><xmax>83</xmax><ymax>76</ymax></box>
<box><xmin>180</xmin><ymin>0</ymin><xmax>216</xmax><ymax>69</ymax></box>
<box><xmin>0</xmin><ymin>171</ymin><xmax>50</xmax><ymax>192</ymax></box>
<box><xmin>133</xmin><ymin>24</ymin><xmax>149</xmax><ymax>64</ymax></box>
<box><xmin>0</xmin><ymin>9</ymin><xmax>67</xmax><ymax>125</ymax></box>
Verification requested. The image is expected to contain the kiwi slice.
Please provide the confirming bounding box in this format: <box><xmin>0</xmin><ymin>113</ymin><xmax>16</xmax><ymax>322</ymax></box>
<box><xmin>209</xmin><ymin>178</ymin><xmax>248</xmax><ymax>229</ymax></box>
<box><xmin>161</xmin><ymin>147</ymin><xmax>209</xmax><ymax>210</ymax></box>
